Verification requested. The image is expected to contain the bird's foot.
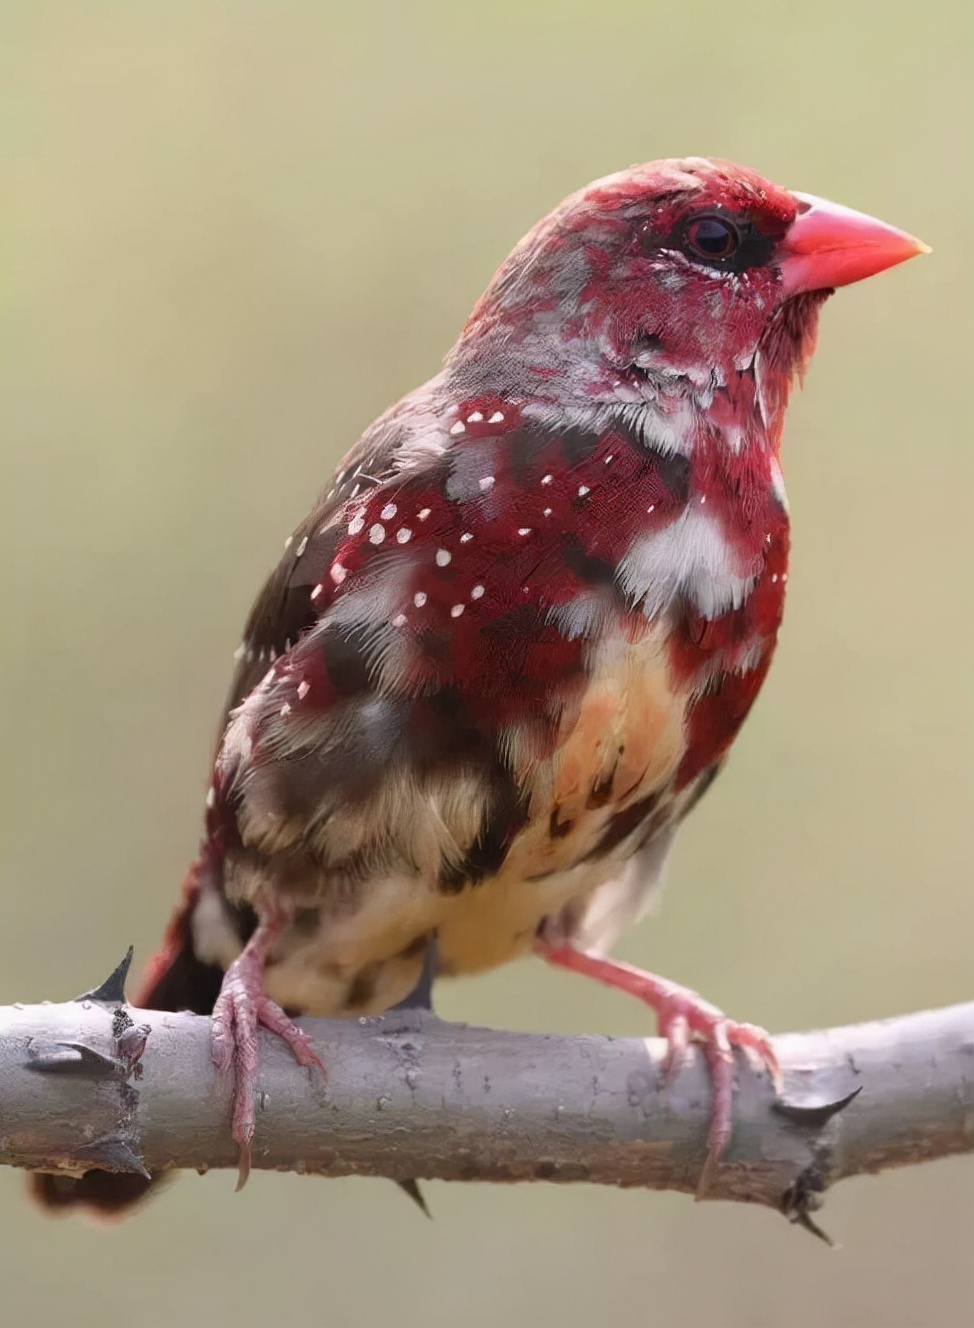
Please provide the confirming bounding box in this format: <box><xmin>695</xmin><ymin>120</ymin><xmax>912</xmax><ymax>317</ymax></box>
<box><xmin>537</xmin><ymin>943</ymin><xmax>780</xmax><ymax>1197</ymax></box>
<box><xmin>212</xmin><ymin>919</ymin><xmax>324</xmax><ymax>1189</ymax></box>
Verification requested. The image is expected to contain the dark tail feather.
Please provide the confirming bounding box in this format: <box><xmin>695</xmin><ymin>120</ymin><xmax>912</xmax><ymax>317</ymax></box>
<box><xmin>131</xmin><ymin>855</ymin><xmax>231</xmax><ymax>1016</ymax></box>
<box><xmin>31</xmin><ymin>860</ymin><xmax>226</xmax><ymax>1219</ymax></box>
<box><xmin>30</xmin><ymin>1171</ymin><xmax>158</xmax><ymax>1217</ymax></box>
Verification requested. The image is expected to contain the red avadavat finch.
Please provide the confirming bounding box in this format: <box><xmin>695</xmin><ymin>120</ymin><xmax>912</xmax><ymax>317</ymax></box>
<box><xmin>34</xmin><ymin>157</ymin><xmax>926</xmax><ymax>1213</ymax></box>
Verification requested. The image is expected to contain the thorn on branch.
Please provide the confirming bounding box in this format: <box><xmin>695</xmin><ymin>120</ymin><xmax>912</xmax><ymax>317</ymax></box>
<box><xmin>24</xmin><ymin>1039</ymin><xmax>131</xmax><ymax>1078</ymax></box>
<box><xmin>73</xmin><ymin>946</ymin><xmax>135</xmax><ymax>1005</ymax></box>
<box><xmin>73</xmin><ymin>1135</ymin><xmax>151</xmax><ymax>1180</ymax></box>
<box><xmin>398</xmin><ymin>1178</ymin><xmax>433</xmax><ymax>1218</ymax></box>
<box><xmin>773</xmin><ymin>1085</ymin><xmax>862</xmax><ymax>1126</ymax></box>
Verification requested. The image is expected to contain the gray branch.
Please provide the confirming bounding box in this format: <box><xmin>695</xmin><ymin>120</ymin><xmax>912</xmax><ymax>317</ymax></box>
<box><xmin>1</xmin><ymin>970</ymin><xmax>971</xmax><ymax>1233</ymax></box>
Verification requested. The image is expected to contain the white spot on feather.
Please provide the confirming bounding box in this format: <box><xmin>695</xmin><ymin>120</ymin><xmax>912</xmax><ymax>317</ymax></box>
<box><xmin>369</xmin><ymin>523</ymin><xmax>386</xmax><ymax>545</ymax></box>
<box><xmin>396</xmin><ymin>527</ymin><xmax>412</xmax><ymax>544</ymax></box>
<box><xmin>770</xmin><ymin>458</ymin><xmax>790</xmax><ymax>513</ymax></box>
<box><xmin>658</xmin><ymin>270</ymin><xmax>686</xmax><ymax>293</ymax></box>
<box><xmin>450</xmin><ymin>604</ymin><xmax>465</xmax><ymax>618</ymax></box>
<box><xmin>547</xmin><ymin>591</ymin><xmax>615</xmax><ymax>640</ymax></box>
<box><xmin>381</xmin><ymin>502</ymin><xmax>397</xmax><ymax>520</ymax></box>
<box><xmin>435</xmin><ymin>549</ymin><xmax>451</xmax><ymax>567</ymax></box>
<box><xmin>296</xmin><ymin>680</ymin><xmax>311</xmax><ymax>700</ymax></box>
<box><xmin>619</xmin><ymin>506</ymin><xmax>757</xmax><ymax>620</ymax></box>
<box><xmin>414</xmin><ymin>592</ymin><xmax>427</xmax><ymax>608</ymax></box>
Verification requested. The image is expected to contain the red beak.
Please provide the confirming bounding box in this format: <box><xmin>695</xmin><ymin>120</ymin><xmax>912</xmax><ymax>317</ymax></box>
<box><xmin>779</xmin><ymin>192</ymin><xmax>929</xmax><ymax>296</ymax></box>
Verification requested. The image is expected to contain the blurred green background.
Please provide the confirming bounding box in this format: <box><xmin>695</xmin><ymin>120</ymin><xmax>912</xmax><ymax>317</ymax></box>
<box><xmin>2</xmin><ymin>3</ymin><xmax>972</xmax><ymax>1326</ymax></box>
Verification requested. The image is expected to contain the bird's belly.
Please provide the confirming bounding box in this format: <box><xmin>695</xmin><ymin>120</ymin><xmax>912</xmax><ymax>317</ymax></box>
<box><xmin>261</xmin><ymin>628</ymin><xmax>689</xmax><ymax>1015</ymax></box>
<box><xmin>260</xmin><ymin>856</ymin><xmax>620</xmax><ymax>1017</ymax></box>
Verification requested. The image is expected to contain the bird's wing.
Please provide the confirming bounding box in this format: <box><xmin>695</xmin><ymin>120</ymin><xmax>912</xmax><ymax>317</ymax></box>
<box><xmin>223</xmin><ymin>501</ymin><xmax>341</xmax><ymax>715</ymax></box>
<box><xmin>220</xmin><ymin>378</ymin><xmax>454</xmax><ymax>717</ymax></box>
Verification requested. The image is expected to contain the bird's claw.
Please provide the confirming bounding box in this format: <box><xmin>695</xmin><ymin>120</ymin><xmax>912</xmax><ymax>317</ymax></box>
<box><xmin>537</xmin><ymin>945</ymin><xmax>780</xmax><ymax>1197</ymax></box>
<box><xmin>211</xmin><ymin>952</ymin><xmax>324</xmax><ymax>1189</ymax></box>
<box><xmin>651</xmin><ymin>981</ymin><xmax>780</xmax><ymax>1196</ymax></box>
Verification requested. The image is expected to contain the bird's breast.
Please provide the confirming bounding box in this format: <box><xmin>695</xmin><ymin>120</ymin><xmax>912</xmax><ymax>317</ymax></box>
<box><xmin>433</xmin><ymin>621</ymin><xmax>691</xmax><ymax>974</ymax></box>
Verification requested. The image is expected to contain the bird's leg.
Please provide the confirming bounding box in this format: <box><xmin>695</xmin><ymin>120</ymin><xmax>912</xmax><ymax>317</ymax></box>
<box><xmin>211</xmin><ymin>899</ymin><xmax>324</xmax><ymax>1189</ymax></box>
<box><xmin>536</xmin><ymin>942</ymin><xmax>781</xmax><ymax>1197</ymax></box>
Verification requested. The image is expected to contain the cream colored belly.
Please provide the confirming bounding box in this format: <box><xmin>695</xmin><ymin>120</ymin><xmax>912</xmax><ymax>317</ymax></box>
<box><xmin>260</xmin><ymin>853</ymin><xmax>616</xmax><ymax>1016</ymax></box>
<box><xmin>254</xmin><ymin>630</ymin><xmax>689</xmax><ymax>1017</ymax></box>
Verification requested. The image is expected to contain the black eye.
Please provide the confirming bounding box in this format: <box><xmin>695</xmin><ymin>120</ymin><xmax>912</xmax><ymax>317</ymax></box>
<box><xmin>684</xmin><ymin>215</ymin><xmax>740</xmax><ymax>262</ymax></box>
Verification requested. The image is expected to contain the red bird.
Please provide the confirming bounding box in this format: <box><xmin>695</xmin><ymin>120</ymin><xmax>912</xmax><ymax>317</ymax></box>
<box><xmin>34</xmin><ymin>157</ymin><xmax>925</xmax><ymax>1213</ymax></box>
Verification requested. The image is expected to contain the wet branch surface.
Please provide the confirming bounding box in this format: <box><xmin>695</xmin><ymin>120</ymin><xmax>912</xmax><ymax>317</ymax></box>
<box><xmin>1</xmin><ymin>957</ymin><xmax>971</xmax><ymax>1236</ymax></box>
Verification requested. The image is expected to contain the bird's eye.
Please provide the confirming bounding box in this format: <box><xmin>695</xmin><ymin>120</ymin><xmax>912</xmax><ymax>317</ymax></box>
<box><xmin>684</xmin><ymin>215</ymin><xmax>741</xmax><ymax>263</ymax></box>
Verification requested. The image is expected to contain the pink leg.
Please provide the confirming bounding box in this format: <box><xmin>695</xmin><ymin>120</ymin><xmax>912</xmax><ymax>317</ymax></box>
<box><xmin>537</xmin><ymin>943</ymin><xmax>781</xmax><ymax>1196</ymax></box>
<box><xmin>211</xmin><ymin>902</ymin><xmax>325</xmax><ymax>1189</ymax></box>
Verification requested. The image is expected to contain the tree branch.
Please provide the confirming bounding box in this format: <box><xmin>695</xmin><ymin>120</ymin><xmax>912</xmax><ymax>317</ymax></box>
<box><xmin>1</xmin><ymin>964</ymin><xmax>971</xmax><ymax>1233</ymax></box>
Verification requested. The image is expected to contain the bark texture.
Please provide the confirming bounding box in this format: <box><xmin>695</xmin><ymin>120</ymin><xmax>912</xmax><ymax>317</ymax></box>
<box><xmin>1</xmin><ymin>963</ymin><xmax>971</xmax><ymax>1232</ymax></box>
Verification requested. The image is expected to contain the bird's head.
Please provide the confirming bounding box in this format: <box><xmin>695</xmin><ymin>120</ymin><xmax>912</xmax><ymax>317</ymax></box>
<box><xmin>450</xmin><ymin>157</ymin><xmax>926</xmax><ymax>448</ymax></box>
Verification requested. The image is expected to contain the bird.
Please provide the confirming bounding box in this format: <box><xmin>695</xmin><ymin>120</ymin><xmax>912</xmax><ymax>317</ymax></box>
<box><xmin>32</xmin><ymin>157</ymin><xmax>926</xmax><ymax>1214</ymax></box>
